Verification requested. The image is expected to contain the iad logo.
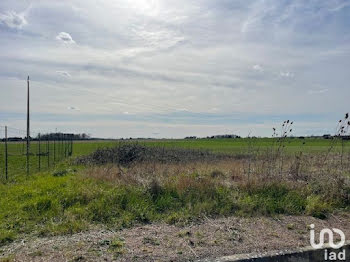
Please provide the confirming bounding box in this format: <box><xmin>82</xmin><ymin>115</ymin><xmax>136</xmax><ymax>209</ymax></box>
<box><xmin>309</xmin><ymin>224</ymin><xmax>346</xmax><ymax>261</ymax></box>
<box><xmin>310</xmin><ymin>224</ymin><xmax>346</xmax><ymax>249</ymax></box>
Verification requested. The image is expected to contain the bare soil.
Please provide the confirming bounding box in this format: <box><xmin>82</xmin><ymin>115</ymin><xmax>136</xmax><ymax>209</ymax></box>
<box><xmin>1</xmin><ymin>213</ymin><xmax>349</xmax><ymax>262</ymax></box>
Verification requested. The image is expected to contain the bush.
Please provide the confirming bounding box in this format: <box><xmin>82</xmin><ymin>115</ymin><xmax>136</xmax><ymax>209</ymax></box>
<box><xmin>0</xmin><ymin>230</ymin><xmax>15</xmax><ymax>246</ymax></box>
<box><xmin>75</xmin><ymin>143</ymin><xmax>230</xmax><ymax>167</ymax></box>
<box><xmin>306</xmin><ymin>195</ymin><xmax>331</xmax><ymax>219</ymax></box>
<box><xmin>238</xmin><ymin>183</ymin><xmax>306</xmax><ymax>216</ymax></box>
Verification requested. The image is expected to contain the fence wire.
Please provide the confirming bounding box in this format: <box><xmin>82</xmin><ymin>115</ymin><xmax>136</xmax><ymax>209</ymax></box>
<box><xmin>0</xmin><ymin>126</ymin><xmax>73</xmax><ymax>182</ymax></box>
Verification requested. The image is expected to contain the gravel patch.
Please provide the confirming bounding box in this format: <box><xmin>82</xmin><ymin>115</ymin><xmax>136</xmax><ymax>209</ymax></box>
<box><xmin>1</xmin><ymin>213</ymin><xmax>349</xmax><ymax>262</ymax></box>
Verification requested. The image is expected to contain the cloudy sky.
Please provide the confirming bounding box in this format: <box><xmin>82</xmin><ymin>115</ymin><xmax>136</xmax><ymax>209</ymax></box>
<box><xmin>0</xmin><ymin>0</ymin><xmax>350</xmax><ymax>138</ymax></box>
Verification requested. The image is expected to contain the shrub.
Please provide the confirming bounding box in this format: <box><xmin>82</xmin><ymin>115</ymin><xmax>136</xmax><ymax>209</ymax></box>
<box><xmin>108</xmin><ymin>237</ymin><xmax>125</xmax><ymax>256</ymax></box>
<box><xmin>238</xmin><ymin>183</ymin><xmax>306</xmax><ymax>216</ymax></box>
<box><xmin>210</xmin><ymin>170</ymin><xmax>224</xmax><ymax>178</ymax></box>
<box><xmin>0</xmin><ymin>230</ymin><xmax>15</xmax><ymax>246</ymax></box>
<box><xmin>306</xmin><ymin>195</ymin><xmax>331</xmax><ymax>219</ymax></box>
<box><xmin>75</xmin><ymin>143</ymin><xmax>231</xmax><ymax>167</ymax></box>
<box><xmin>52</xmin><ymin>169</ymin><xmax>68</xmax><ymax>177</ymax></box>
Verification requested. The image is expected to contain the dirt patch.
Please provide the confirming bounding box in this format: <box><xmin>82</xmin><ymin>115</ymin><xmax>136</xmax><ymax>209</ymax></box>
<box><xmin>1</xmin><ymin>213</ymin><xmax>349</xmax><ymax>262</ymax></box>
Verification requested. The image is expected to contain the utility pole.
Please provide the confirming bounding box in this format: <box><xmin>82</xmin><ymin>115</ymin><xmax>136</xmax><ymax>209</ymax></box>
<box><xmin>5</xmin><ymin>126</ymin><xmax>8</xmax><ymax>180</ymax></box>
<box><xmin>26</xmin><ymin>76</ymin><xmax>30</xmax><ymax>176</ymax></box>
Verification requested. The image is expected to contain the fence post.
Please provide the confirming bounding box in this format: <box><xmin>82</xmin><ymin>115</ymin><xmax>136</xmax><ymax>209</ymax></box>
<box><xmin>26</xmin><ymin>135</ymin><xmax>30</xmax><ymax>176</ymax></box>
<box><xmin>38</xmin><ymin>133</ymin><xmax>41</xmax><ymax>171</ymax></box>
<box><xmin>26</xmin><ymin>76</ymin><xmax>30</xmax><ymax>176</ymax></box>
<box><xmin>70</xmin><ymin>135</ymin><xmax>73</xmax><ymax>156</ymax></box>
<box><xmin>64</xmin><ymin>134</ymin><xmax>67</xmax><ymax>158</ymax></box>
<box><xmin>53</xmin><ymin>138</ymin><xmax>56</xmax><ymax>164</ymax></box>
<box><xmin>60</xmin><ymin>133</ymin><xmax>63</xmax><ymax>160</ymax></box>
<box><xmin>47</xmin><ymin>137</ymin><xmax>50</xmax><ymax>168</ymax></box>
<box><xmin>5</xmin><ymin>126</ymin><xmax>8</xmax><ymax>180</ymax></box>
<box><xmin>63</xmin><ymin>134</ymin><xmax>65</xmax><ymax>158</ymax></box>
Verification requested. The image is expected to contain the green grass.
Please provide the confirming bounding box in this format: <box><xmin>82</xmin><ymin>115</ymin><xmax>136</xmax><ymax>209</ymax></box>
<box><xmin>0</xmin><ymin>163</ymin><xmax>346</xmax><ymax>246</ymax></box>
<box><xmin>0</xmin><ymin>140</ymin><xmax>120</xmax><ymax>181</ymax></box>
<box><xmin>66</xmin><ymin>137</ymin><xmax>350</xmax><ymax>159</ymax></box>
<box><xmin>0</xmin><ymin>138</ymin><xmax>349</xmax><ymax>246</ymax></box>
<box><xmin>142</xmin><ymin>138</ymin><xmax>350</xmax><ymax>154</ymax></box>
<box><xmin>1</xmin><ymin>137</ymin><xmax>349</xmax><ymax>182</ymax></box>
<box><xmin>0</xmin><ymin>140</ymin><xmax>73</xmax><ymax>182</ymax></box>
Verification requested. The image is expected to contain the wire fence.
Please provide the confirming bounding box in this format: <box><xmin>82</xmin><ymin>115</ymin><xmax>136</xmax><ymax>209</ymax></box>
<box><xmin>0</xmin><ymin>126</ymin><xmax>73</xmax><ymax>183</ymax></box>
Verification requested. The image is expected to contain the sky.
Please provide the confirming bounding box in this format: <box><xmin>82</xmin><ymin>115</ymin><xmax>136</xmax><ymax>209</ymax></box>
<box><xmin>0</xmin><ymin>0</ymin><xmax>350</xmax><ymax>138</ymax></box>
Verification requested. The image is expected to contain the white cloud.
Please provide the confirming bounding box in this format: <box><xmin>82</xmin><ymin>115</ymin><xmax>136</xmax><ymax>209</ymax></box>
<box><xmin>56</xmin><ymin>32</ymin><xmax>75</xmax><ymax>44</ymax></box>
<box><xmin>132</xmin><ymin>26</ymin><xmax>185</xmax><ymax>50</ymax></box>
<box><xmin>176</xmin><ymin>108</ymin><xmax>189</xmax><ymax>112</ymax></box>
<box><xmin>308</xmin><ymin>89</ymin><xmax>328</xmax><ymax>95</ymax></box>
<box><xmin>280</xmin><ymin>71</ymin><xmax>294</xmax><ymax>78</ymax></box>
<box><xmin>0</xmin><ymin>11</ymin><xmax>27</xmax><ymax>29</ymax></box>
<box><xmin>253</xmin><ymin>64</ymin><xmax>263</xmax><ymax>72</ymax></box>
<box><xmin>0</xmin><ymin>1</ymin><xmax>349</xmax><ymax>137</ymax></box>
<box><xmin>329</xmin><ymin>2</ymin><xmax>350</xmax><ymax>12</ymax></box>
<box><xmin>56</xmin><ymin>71</ymin><xmax>71</xmax><ymax>77</ymax></box>
<box><xmin>67</xmin><ymin>106</ymin><xmax>79</xmax><ymax>110</ymax></box>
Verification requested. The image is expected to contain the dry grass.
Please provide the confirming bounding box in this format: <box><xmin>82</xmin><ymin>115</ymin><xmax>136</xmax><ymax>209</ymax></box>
<box><xmin>82</xmin><ymin>153</ymin><xmax>349</xmax><ymax>212</ymax></box>
<box><xmin>82</xmin><ymin>160</ymin><xmax>243</xmax><ymax>188</ymax></box>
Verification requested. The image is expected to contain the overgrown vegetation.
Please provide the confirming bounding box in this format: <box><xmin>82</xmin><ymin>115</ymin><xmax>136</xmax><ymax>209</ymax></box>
<box><xmin>1</xmin><ymin>116</ymin><xmax>350</xmax><ymax>247</ymax></box>
<box><xmin>75</xmin><ymin>143</ymin><xmax>232</xmax><ymax>167</ymax></box>
<box><xmin>1</xmin><ymin>152</ymin><xmax>349</xmax><ymax>247</ymax></box>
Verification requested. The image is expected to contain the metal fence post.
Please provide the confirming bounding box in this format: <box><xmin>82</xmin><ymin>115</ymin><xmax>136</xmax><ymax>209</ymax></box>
<box><xmin>47</xmin><ymin>136</ymin><xmax>50</xmax><ymax>168</ymax></box>
<box><xmin>53</xmin><ymin>138</ymin><xmax>56</xmax><ymax>164</ymax></box>
<box><xmin>26</xmin><ymin>76</ymin><xmax>30</xmax><ymax>176</ymax></box>
<box><xmin>38</xmin><ymin>133</ymin><xmax>41</xmax><ymax>171</ymax></box>
<box><xmin>61</xmin><ymin>133</ymin><xmax>64</xmax><ymax>160</ymax></box>
<box><xmin>5</xmin><ymin>126</ymin><xmax>8</xmax><ymax>180</ymax></box>
<box><xmin>64</xmin><ymin>134</ymin><xmax>67</xmax><ymax>158</ymax></box>
<box><xmin>63</xmin><ymin>134</ymin><xmax>65</xmax><ymax>158</ymax></box>
<box><xmin>70</xmin><ymin>135</ymin><xmax>73</xmax><ymax>156</ymax></box>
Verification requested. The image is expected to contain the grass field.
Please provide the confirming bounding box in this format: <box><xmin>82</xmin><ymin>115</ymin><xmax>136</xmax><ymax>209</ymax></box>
<box><xmin>141</xmin><ymin>137</ymin><xmax>350</xmax><ymax>154</ymax></box>
<box><xmin>2</xmin><ymin>137</ymin><xmax>350</xmax><ymax>182</ymax></box>
<box><xmin>70</xmin><ymin>137</ymin><xmax>350</xmax><ymax>156</ymax></box>
<box><xmin>0</xmin><ymin>140</ymin><xmax>72</xmax><ymax>182</ymax></box>
<box><xmin>0</xmin><ymin>137</ymin><xmax>349</xmax><ymax>247</ymax></box>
